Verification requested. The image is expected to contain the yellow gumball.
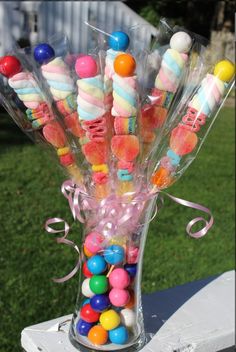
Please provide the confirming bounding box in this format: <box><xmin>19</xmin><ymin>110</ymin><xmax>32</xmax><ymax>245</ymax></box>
<box><xmin>213</xmin><ymin>60</ymin><xmax>235</xmax><ymax>82</ymax></box>
<box><xmin>99</xmin><ymin>309</ymin><xmax>120</xmax><ymax>331</ymax></box>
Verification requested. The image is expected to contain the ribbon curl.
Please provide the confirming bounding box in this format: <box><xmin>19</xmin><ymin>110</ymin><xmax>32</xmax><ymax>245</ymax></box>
<box><xmin>45</xmin><ymin>180</ymin><xmax>214</xmax><ymax>282</ymax></box>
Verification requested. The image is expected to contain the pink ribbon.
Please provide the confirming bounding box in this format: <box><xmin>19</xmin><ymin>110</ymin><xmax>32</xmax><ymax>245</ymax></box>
<box><xmin>45</xmin><ymin>180</ymin><xmax>214</xmax><ymax>282</ymax></box>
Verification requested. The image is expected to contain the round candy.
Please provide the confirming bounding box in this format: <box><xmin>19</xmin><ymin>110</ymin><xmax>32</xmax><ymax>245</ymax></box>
<box><xmin>90</xmin><ymin>294</ymin><xmax>110</xmax><ymax>312</ymax></box>
<box><xmin>80</xmin><ymin>303</ymin><xmax>100</xmax><ymax>323</ymax></box>
<box><xmin>75</xmin><ymin>55</ymin><xmax>98</xmax><ymax>78</ymax></box>
<box><xmin>109</xmin><ymin>289</ymin><xmax>130</xmax><ymax>307</ymax></box>
<box><xmin>104</xmin><ymin>245</ymin><xmax>124</xmax><ymax>265</ymax></box>
<box><xmin>82</xmin><ymin>298</ymin><xmax>90</xmax><ymax>307</ymax></box>
<box><xmin>82</xmin><ymin>261</ymin><xmax>93</xmax><ymax>278</ymax></box>
<box><xmin>109</xmin><ymin>268</ymin><xmax>130</xmax><ymax>289</ymax></box>
<box><xmin>76</xmin><ymin>319</ymin><xmax>94</xmax><ymax>336</ymax></box>
<box><xmin>34</xmin><ymin>43</ymin><xmax>55</xmax><ymax>64</ymax></box>
<box><xmin>125</xmin><ymin>290</ymin><xmax>135</xmax><ymax>309</ymax></box>
<box><xmin>213</xmin><ymin>60</ymin><xmax>235</xmax><ymax>82</ymax></box>
<box><xmin>88</xmin><ymin>325</ymin><xmax>108</xmax><ymax>345</ymax></box>
<box><xmin>108</xmin><ymin>31</ymin><xmax>130</xmax><ymax>51</ymax></box>
<box><xmin>100</xmin><ymin>309</ymin><xmax>120</xmax><ymax>331</ymax></box>
<box><xmin>84</xmin><ymin>245</ymin><xmax>93</xmax><ymax>258</ymax></box>
<box><xmin>82</xmin><ymin>278</ymin><xmax>95</xmax><ymax>298</ymax></box>
<box><xmin>0</xmin><ymin>56</ymin><xmax>22</xmax><ymax>78</ymax></box>
<box><xmin>170</xmin><ymin>32</ymin><xmax>192</xmax><ymax>53</ymax></box>
<box><xmin>87</xmin><ymin>255</ymin><xmax>107</xmax><ymax>275</ymax></box>
<box><xmin>114</xmin><ymin>54</ymin><xmax>136</xmax><ymax>77</ymax></box>
<box><xmin>84</xmin><ymin>232</ymin><xmax>105</xmax><ymax>254</ymax></box>
<box><xmin>124</xmin><ymin>264</ymin><xmax>137</xmax><ymax>278</ymax></box>
<box><xmin>109</xmin><ymin>325</ymin><xmax>129</xmax><ymax>345</ymax></box>
<box><xmin>89</xmin><ymin>275</ymin><xmax>108</xmax><ymax>294</ymax></box>
<box><xmin>120</xmin><ymin>308</ymin><xmax>136</xmax><ymax>327</ymax></box>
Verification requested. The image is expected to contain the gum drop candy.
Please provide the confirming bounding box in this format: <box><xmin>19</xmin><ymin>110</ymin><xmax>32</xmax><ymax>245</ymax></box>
<box><xmin>75</xmin><ymin>55</ymin><xmax>98</xmax><ymax>78</ymax></box>
<box><xmin>170</xmin><ymin>125</ymin><xmax>198</xmax><ymax>156</ymax></box>
<box><xmin>89</xmin><ymin>275</ymin><xmax>108</xmax><ymax>294</ymax></box>
<box><xmin>111</xmin><ymin>135</ymin><xmax>140</xmax><ymax>162</ymax></box>
<box><xmin>99</xmin><ymin>309</ymin><xmax>120</xmax><ymax>331</ymax></box>
<box><xmin>84</xmin><ymin>232</ymin><xmax>105</xmax><ymax>254</ymax></box>
<box><xmin>109</xmin><ymin>288</ymin><xmax>130</xmax><ymax>307</ymax></box>
<box><xmin>109</xmin><ymin>325</ymin><xmax>129</xmax><ymax>345</ymax></box>
<box><xmin>82</xmin><ymin>141</ymin><xmax>107</xmax><ymax>165</ymax></box>
<box><xmin>42</xmin><ymin>121</ymin><xmax>66</xmax><ymax>148</ymax></box>
<box><xmin>109</xmin><ymin>31</ymin><xmax>130</xmax><ymax>51</ymax></box>
<box><xmin>87</xmin><ymin>255</ymin><xmax>107</xmax><ymax>275</ymax></box>
<box><xmin>88</xmin><ymin>325</ymin><xmax>108</xmax><ymax>345</ymax></box>
<box><xmin>114</xmin><ymin>53</ymin><xmax>136</xmax><ymax>77</ymax></box>
<box><xmin>109</xmin><ymin>268</ymin><xmax>130</xmax><ymax>289</ymax></box>
<box><xmin>80</xmin><ymin>303</ymin><xmax>100</xmax><ymax>323</ymax></box>
<box><xmin>76</xmin><ymin>319</ymin><xmax>94</xmax><ymax>336</ymax></box>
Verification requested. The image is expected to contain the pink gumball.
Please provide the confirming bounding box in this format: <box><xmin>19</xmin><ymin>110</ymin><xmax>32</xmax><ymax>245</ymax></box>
<box><xmin>109</xmin><ymin>268</ymin><xmax>130</xmax><ymax>289</ymax></box>
<box><xmin>126</xmin><ymin>246</ymin><xmax>139</xmax><ymax>264</ymax></box>
<box><xmin>84</xmin><ymin>232</ymin><xmax>105</xmax><ymax>254</ymax></box>
<box><xmin>109</xmin><ymin>289</ymin><xmax>130</xmax><ymax>307</ymax></box>
<box><xmin>75</xmin><ymin>55</ymin><xmax>98</xmax><ymax>78</ymax></box>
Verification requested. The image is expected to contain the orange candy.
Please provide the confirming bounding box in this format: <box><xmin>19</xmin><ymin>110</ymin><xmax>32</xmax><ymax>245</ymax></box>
<box><xmin>84</xmin><ymin>245</ymin><xmax>93</xmax><ymax>258</ymax></box>
<box><xmin>114</xmin><ymin>53</ymin><xmax>136</xmax><ymax>77</ymax></box>
<box><xmin>151</xmin><ymin>167</ymin><xmax>173</xmax><ymax>189</ymax></box>
<box><xmin>88</xmin><ymin>325</ymin><xmax>108</xmax><ymax>345</ymax></box>
<box><xmin>125</xmin><ymin>290</ymin><xmax>135</xmax><ymax>309</ymax></box>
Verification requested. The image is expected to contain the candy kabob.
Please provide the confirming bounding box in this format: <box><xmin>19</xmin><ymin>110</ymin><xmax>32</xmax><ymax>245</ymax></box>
<box><xmin>141</xmin><ymin>31</ymin><xmax>192</xmax><ymax>160</ymax></box>
<box><xmin>150</xmin><ymin>59</ymin><xmax>235</xmax><ymax>190</ymax></box>
<box><xmin>75</xmin><ymin>55</ymin><xmax>110</xmax><ymax>199</ymax></box>
<box><xmin>0</xmin><ymin>55</ymin><xmax>82</xmax><ymax>183</ymax></box>
<box><xmin>111</xmin><ymin>53</ymin><xmax>140</xmax><ymax>195</ymax></box>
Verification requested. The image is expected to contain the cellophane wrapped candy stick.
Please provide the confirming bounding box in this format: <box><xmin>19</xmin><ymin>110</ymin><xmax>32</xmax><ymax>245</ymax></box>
<box><xmin>111</xmin><ymin>53</ymin><xmax>140</xmax><ymax>195</ymax></box>
<box><xmin>141</xmin><ymin>31</ymin><xmax>192</xmax><ymax>159</ymax></box>
<box><xmin>150</xmin><ymin>59</ymin><xmax>235</xmax><ymax>190</ymax></box>
<box><xmin>0</xmin><ymin>55</ymin><xmax>82</xmax><ymax>184</ymax></box>
<box><xmin>33</xmin><ymin>43</ymin><xmax>85</xmax><ymax>145</ymax></box>
<box><xmin>75</xmin><ymin>55</ymin><xmax>110</xmax><ymax>199</ymax></box>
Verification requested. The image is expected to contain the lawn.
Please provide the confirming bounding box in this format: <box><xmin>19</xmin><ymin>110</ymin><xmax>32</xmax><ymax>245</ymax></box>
<box><xmin>0</xmin><ymin>107</ymin><xmax>235</xmax><ymax>352</ymax></box>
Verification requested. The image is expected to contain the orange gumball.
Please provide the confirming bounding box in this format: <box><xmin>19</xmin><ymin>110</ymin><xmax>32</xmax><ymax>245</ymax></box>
<box><xmin>114</xmin><ymin>53</ymin><xmax>136</xmax><ymax>77</ymax></box>
<box><xmin>88</xmin><ymin>325</ymin><xmax>108</xmax><ymax>345</ymax></box>
<box><xmin>84</xmin><ymin>245</ymin><xmax>93</xmax><ymax>258</ymax></box>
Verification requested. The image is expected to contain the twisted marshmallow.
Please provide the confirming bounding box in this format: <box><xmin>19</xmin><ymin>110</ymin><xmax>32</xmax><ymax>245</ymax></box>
<box><xmin>111</xmin><ymin>74</ymin><xmax>137</xmax><ymax>117</ymax></box>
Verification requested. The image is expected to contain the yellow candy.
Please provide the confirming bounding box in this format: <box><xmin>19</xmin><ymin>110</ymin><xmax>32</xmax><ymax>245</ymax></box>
<box><xmin>57</xmin><ymin>147</ymin><xmax>70</xmax><ymax>156</ymax></box>
<box><xmin>213</xmin><ymin>60</ymin><xmax>235</xmax><ymax>82</ymax></box>
<box><xmin>109</xmin><ymin>236</ymin><xmax>127</xmax><ymax>246</ymax></box>
<box><xmin>92</xmin><ymin>164</ymin><xmax>109</xmax><ymax>173</ymax></box>
<box><xmin>100</xmin><ymin>309</ymin><xmax>120</xmax><ymax>331</ymax></box>
<box><xmin>67</xmin><ymin>164</ymin><xmax>83</xmax><ymax>184</ymax></box>
<box><xmin>117</xmin><ymin>180</ymin><xmax>134</xmax><ymax>196</ymax></box>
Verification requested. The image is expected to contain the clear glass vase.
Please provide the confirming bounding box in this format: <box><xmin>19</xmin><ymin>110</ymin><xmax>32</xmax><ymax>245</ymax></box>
<box><xmin>69</xmin><ymin>192</ymin><xmax>158</xmax><ymax>351</ymax></box>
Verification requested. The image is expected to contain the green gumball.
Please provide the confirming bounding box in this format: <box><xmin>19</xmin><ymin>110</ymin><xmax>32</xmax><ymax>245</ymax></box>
<box><xmin>89</xmin><ymin>275</ymin><xmax>108</xmax><ymax>294</ymax></box>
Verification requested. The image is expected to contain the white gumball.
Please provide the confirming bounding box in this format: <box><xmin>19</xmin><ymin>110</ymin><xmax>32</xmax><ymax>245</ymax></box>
<box><xmin>170</xmin><ymin>31</ymin><xmax>192</xmax><ymax>53</ymax></box>
<box><xmin>81</xmin><ymin>278</ymin><xmax>94</xmax><ymax>298</ymax></box>
<box><xmin>120</xmin><ymin>308</ymin><xmax>136</xmax><ymax>328</ymax></box>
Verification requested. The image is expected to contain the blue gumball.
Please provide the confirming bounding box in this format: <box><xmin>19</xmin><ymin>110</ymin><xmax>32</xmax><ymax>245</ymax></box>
<box><xmin>104</xmin><ymin>245</ymin><xmax>124</xmax><ymax>265</ymax></box>
<box><xmin>124</xmin><ymin>264</ymin><xmax>137</xmax><ymax>278</ymax></box>
<box><xmin>34</xmin><ymin>43</ymin><xmax>55</xmax><ymax>65</ymax></box>
<box><xmin>87</xmin><ymin>255</ymin><xmax>107</xmax><ymax>275</ymax></box>
<box><xmin>90</xmin><ymin>294</ymin><xmax>110</xmax><ymax>312</ymax></box>
<box><xmin>108</xmin><ymin>31</ymin><xmax>130</xmax><ymax>51</ymax></box>
<box><xmin>81</xmin><ymin>298</ymin><xmax>90</xmax><ymax>307</ymax></box>
<box><xmin>109</xmin><ymin>325</ymin><xmax>129</xmax><ymax>344</ymax></box>
<box><xmin>76</xmin><ymin>319</ymin><xmax>94</xmax><ymax>336</ymax></box>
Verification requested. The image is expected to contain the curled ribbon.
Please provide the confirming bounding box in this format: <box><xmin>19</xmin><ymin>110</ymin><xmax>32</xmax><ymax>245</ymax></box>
<box><xmin>45</xmin><ymin>180</ymin><xmax>214</xmax><ymax>282</ymax></box>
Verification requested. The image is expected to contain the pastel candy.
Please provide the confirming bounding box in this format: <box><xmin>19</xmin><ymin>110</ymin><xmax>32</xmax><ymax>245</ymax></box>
<box><xmin>64</xmin><ymin>112</ymin><xmax>85</xmax><ymax>138</ymax></box>
<box><xmin>170</xmin><ymin>125</ymin><xmax>198</xmax><ymax>156</ymax></box>
<box><xmin>59</xmin><ymin>152</ymin><xmax>74</xmax><ymax>166</ymax></box>
<box><xmin>141</xmin><ymin>104</ymin><xmax>167</xmax><ymax>129</ymax></box>
<box><xmin>82</xmin><ymin>141</ymin><xmax>108</xmax><ymax>164</ymax></box>
<box><xmin>42</xmin><ymin>121</ymin><xmax>66</xmax><ymax>148</ymax></box>
<box><xmin>109</xmin><ymin>288</ymin><xmax>130</xmax><ymax>307</ymax></box>
<box><xmin>111</xmin><ymin>135</ymin><xmax>139</xmax><ymax>162</ymax></box>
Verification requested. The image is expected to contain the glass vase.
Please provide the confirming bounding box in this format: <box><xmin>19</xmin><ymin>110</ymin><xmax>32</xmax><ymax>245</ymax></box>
<box><xmin>69</xmin><ymin>192</ymin><xmax>158</xmax><ymax>351</ymax></box>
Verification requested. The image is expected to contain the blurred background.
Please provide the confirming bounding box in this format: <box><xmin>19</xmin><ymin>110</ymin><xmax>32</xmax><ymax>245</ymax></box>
<box><xmin>0</xmin><ymin>1</ymin><xmax>235</xmax><ymax>351</ymax></box>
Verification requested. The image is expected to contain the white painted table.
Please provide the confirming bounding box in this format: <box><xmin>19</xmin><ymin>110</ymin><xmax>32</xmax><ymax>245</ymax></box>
<box><xmin>21</xmin><ymin>271</ymin><xmax>235</xmax><ymax>352</ymax></box>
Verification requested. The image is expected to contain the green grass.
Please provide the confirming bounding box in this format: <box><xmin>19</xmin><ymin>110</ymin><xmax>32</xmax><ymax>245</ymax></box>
<box><xmin>0</xmin><ymin>107</ymin><xmax>235</xmax><ymax>351</ymax></box>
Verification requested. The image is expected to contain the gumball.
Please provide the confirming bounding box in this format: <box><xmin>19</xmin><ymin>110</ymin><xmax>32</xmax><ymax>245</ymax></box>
<box><xmin>87</xmin><ymin>255</ymin><xmax>107</xmax><ymax>275</ymax></box>
<box><xmin>120</xmin><ymin>308</ymin><xmax>136</xmax><ymax>328</ymax></box>
<box><xmin>80</xmin><ymin>303</ymin><xmax>100</xmax><ymax>323</ymax></box>
<box><xmin>84</xmin><ymin>232</ymin><xmax>105</xmax><ymax>254</ymax></box>
<box><xmin>109</xmin><ymin>325</ymin><xmax>129</xmax><ymax>345</ymax></box>
<box><xmin>125</xmin><ymin>290</ymin><xmax>135</xmax><ymax>309</ymax></box>
<box><xmin>124</xmin><ymin>264</ymin><xmax>137</xmax><ymax>278</ymax></box>
<box><xmin>109</xmin><ymin>289</ymin><xmax>130</xmax><ymax>307</ymax></box>
<box><xmin>76</xmin><ymin>319</ymin><xmax>94</xmax><ymax>336</ymax></box>
<box><xmin>104</xmin><ymin>245</ymin><xmax>124</xmax><ymax>265</ymax></box>
<box><xmin>82</xmin><ymin>298</ymin><xmax>90</xmax><ymax>307</ymax></box>
<box><xmin>82</xmin><ymin>278</ymin><xmax>95</xmax><ymax>298</ymax></box>
<box><xmin>34</xmin><ymin>43</ymin><xmax>55</xmax><ymax>64</ymax></box>
<box><xmin>109</xmin><ymin>31</ymin><xmax>130</xmax><ymax>51</ymax></box>
<box><xmin>84</xmin><ymin>245</ymin><xmax>93</xmax><ymax>258</ymax></box>
<box><xmin>99</xmin><ymin>309</ymin><xmax>120</xmax><ymax>331</ymax></box>
<box><xmin>213</xmin><ymin>60</ymin><xmax>235</xmax><ymax>82</ymax></box>
<box><xmin>109</xmin><ymin>268</ymin><xmax>130</xmax><ymax>289</ymax></box>
<box><xmin>90</xmin><ymin>294</ymin><xmax>111</xmax><ymax>312</ymax></box>
<box><xmin>0</xmin><ymin>56</ymin><xmax>22</xmax><ymax>78</ymax></box>
<box><xmin>170</xmin><ymin>32</ymin><xmax>192</xmax><ymax>54</ymax></box>
<box><xmin>89</xmin><ymin>275</ymin><xmax>108</xmax><ymax>294</ymax></box>
<box><xmin>114</xmin><ymin>54</ymin><xmax>136</xmax><ymax>77</ymax></box>
<box><xmin>82</xmin><ymin>261</ymin><xmax>93</xmax><ymax>278</ymax></box>
<box><xmin>88</xmin><ymin>325</ymin><xmax>108</xmax><ymax>345</ymax></box>
<box><xmin>75</xmin><ymin>55</ymin><xmax>98</xmax><ymax>78</ymax></box>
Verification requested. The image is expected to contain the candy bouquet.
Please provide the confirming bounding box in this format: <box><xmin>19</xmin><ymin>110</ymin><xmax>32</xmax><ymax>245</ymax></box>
<box><xmin>0</xmin><ymin>20</ymin><xmax>235</xmax><ymax>352</ymax></box>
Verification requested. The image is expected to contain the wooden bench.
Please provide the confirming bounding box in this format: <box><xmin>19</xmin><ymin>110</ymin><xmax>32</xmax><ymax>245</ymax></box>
<box><xmin>21</xmin><ymin>270</ymin><xmax>235</xmax><ymax>352</ymax></box>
